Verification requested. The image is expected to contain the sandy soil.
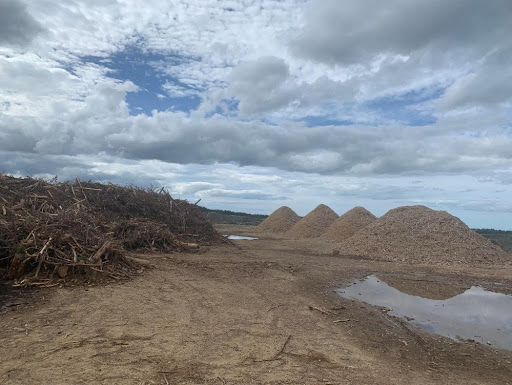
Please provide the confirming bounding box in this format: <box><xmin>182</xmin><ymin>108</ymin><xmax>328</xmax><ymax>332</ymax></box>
<box><xmin>1</xmin><ymin>226</ymin><xmax>512</xmax><ymax>384</ymax></box>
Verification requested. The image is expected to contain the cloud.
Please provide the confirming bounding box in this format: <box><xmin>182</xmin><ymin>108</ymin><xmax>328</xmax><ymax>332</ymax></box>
<box><xmin>0</xmin><ymin>0</ymin><xmax>43</xmax><ymax>46</ymax></box>
<box><xmin>288</xmin><ymin>0</ymin><xmax>512</xmax><ymax>121</ymax></box>
<box><xmin>225</xmin><ymin>57</ymin><xmax>357</xmax><ymax>117</ymax></box>
<box><xmin>87</xmin><ymin>113</ymin><xmax>512</xmax><ymax>176</ymax></box>
<box><xmin>162</xmin><ymin>82</ymin><xmax>201</xmax><ymax>98</ymax></box>
<box><xmin>196</xmin><ymin>188</ymin><xmax>282</xmax><ymax>200</ymax></box>
<box><xmin>291</xmin><ymin>0</ymin><xmax>512</xmax><ymax>65</ymax></box>
<box><xmin>437</xmin><ymin>48</ymin><xmax>512</xmax><ymax>111</ymax></box>
<box><xmin>227</xmin><ymin>56</ymin><xmax>295</xmax><ymax>115</ymax></box>
<box><xmin>1</xmin><ymin>71</ymin><xmax>511</xmax><ymax>177</ymax></box>
<box><xmin>171</xmin><ymin>182</ymin><xmax>224</xmax><ymax>195</ymax></box>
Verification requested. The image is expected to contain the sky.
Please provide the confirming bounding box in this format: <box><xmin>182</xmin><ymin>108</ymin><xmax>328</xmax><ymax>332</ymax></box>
<box><xmin>0</xmin><ymin>0</ymin><xmax>511</xmax><ymax>229</ymax></box>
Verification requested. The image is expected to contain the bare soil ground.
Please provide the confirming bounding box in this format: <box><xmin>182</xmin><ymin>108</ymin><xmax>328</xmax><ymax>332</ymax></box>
<box><xmin>1</xmin><ymin>225</ymin><xmax>512</xmax><ymax>385</ymax></box>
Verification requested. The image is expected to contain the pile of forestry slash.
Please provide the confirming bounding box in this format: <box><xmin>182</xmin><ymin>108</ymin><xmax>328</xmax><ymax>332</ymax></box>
<box><xmin>0</xmin><ymin>174</ymin><xmax>224</xmax><ymax>286</ymax></box>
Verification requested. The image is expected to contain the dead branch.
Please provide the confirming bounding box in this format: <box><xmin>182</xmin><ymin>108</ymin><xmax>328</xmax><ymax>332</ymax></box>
<box><xmin>0</xmin><ymin>173</ymin><xmax>224</xmax><ymax>284</ymax></box>
<box><xmin>90</xmin><ymin>241</ymin><xmax>112</xmax><ymax>264</ymax></box>
<box><xmin>34</xmin><ymin>237</ymin><xmax>52</xmax><ymax>278</ymax></box>
<box><xmin>308</xmin><ymin>306</ymin><xmax>335</xmax><ymax>315</ymax></box>
<box><xmin>252</xmin><ymin>335</ymin><xmax>292</xmax><ymax>362</ymax></box>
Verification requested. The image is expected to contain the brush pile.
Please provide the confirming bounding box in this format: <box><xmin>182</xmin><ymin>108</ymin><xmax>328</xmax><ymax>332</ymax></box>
<box><xmin>0</xmin><ymin>174</ymin><xmax>223</xmax><ymax>285</ymax></box>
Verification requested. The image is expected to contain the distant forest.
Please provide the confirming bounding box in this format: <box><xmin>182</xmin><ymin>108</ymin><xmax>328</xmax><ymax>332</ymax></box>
<box><xmin>474</xmin><ymin>228</ymin><xmax>512</xmax><ymax>234</ymax></box>
<box><xmin>474</xmin><ymin>229</ymin><xmax>512</xmax><ymax>253</ymax></box>
<box><xmin>199</xmin><ymin>207</ymin><xmax>267</xmax><ymax>225</ymax></box>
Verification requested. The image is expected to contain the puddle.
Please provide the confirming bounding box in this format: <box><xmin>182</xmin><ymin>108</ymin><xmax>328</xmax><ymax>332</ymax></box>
<box><xmin>224</xmin><ymin>235</ymin><xmax>258</xmax><ymax>240</ymax></box>
<box><xmin>337</xmin><ymin>275</ymin><xmax>512</xmax><ymax>350</ymax></box>
<box><xmin>0</xmin><ymin>285</ymin><xmax>40</xmax><ymax>314</ymax></box>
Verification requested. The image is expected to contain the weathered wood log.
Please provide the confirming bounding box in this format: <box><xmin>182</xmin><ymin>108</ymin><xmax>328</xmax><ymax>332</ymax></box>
<box><xmin>125</xmin><ymin>255</ymin><xmax>155</xmax><ymax>267</ymax></box>
<box><xmin>89</xmin><ymin>241</ymin><xmax>112</xmax><ymax>264</ymax></box>
<box><xmin>178</xmin><ymin>242</ymin><xmax>200</xmax><ymax>250</ymax></box>
<box><xmin>35</xmin><ymin>237</ymin><xmax>53</xmax><ymax>278</ymax></box>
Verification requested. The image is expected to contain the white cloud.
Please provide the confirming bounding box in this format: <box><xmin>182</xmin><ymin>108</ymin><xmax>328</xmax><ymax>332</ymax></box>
<box><xmin>162</xmin><ymin>82</ymin><xmax>200</xmax><ymax>98</ymax></box>
<box><xmin>227</xmin><ymin>56</ymin><xmax>295</xmax><ymax>115</ymax></box>
<box><xmin>196</xmin><ymin>188</ymin><xmax>281</xmax><ymax>200</ymax></box>
<box><xmin>171</xmin><ymin>182</ymin><xmax>224</xmax><ymax>195</ymax></box>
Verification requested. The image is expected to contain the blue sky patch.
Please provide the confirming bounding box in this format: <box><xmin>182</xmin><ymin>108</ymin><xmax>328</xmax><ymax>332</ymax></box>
<box><xmin>80</xmin><ymin>46</ymin><xmax>201</xmax><ymax>115</ymax></box>
<box><xmin>301</xmin><ymin>115</ymin><xmax>354</xmax><ymax>127</ymax></box>
<box><xmin>365</xmin><ymin>88</ymin><xmax>443</xmax><ymax>126</ymax></box>
<box><xmin>205</xmin><ymin>98</ymin><xmax>239</xmax><ymax>119</ymax></box>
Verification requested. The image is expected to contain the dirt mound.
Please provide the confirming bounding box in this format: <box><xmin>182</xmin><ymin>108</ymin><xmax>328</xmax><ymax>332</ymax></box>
<box><xmin>285</xmin><ymin>204</ymin><xmax>338</xmax><ymax>239</ymax></box>
<box><xmin>339</xmin><ymin>205</ymin><xmax>510</xmax><ymax>265</ymax></box>
<box><xmin>0</xmin><ymin>174</ymin><xmax>223</xmax><ymax>285</ymax></box>
<box><xmin>322</xmin><ymin>206</ymin><xmax>376</xmax><ymax>242</ymax></box>
<box><xmin>257</xmin><ymin>206</ymin><xmax>300</xmax><ymax>233</ymax></box>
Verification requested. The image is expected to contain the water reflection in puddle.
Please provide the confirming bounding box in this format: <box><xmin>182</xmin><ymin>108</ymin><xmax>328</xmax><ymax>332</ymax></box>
<box><xmin>337</xmin><ymin>275</ymin><xmax>512</xmax><ymax>350</ymax></box>
<box><xmin>1</xmin><ymin>286</ymin><xmax>39</xmax><ymax>314</ymax></box>
<box><xmin>224</xmin><ymin>235</ymin><xmax>258</xmax><ymax>240</ymax></box>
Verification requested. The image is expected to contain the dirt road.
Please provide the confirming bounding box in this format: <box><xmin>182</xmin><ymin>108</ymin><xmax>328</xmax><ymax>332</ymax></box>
<box><xmin>1</xmin><ymin>229</ymin><xmax>512</xmax><ymax>384</ymax></box>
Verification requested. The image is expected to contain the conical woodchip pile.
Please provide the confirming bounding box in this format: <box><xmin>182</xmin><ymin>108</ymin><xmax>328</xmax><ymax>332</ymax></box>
<box><xmin>285</xmin><ymin>204</ymin><xmax>338</xmax><ymax>239</ymax></box>
<box><xmin>339</xmin><ymin>205</ymin><xmax>510</xmax><ymax>265</ymax></box>
<box><xmin>322</xmin><ymin>206</ymin><xmax>376</xmax><ymax>242</ymax></box>
<box><xmin>257</xmin><ymin>206</ymin><xmax>300</xmax><ymax>233</ymax></box>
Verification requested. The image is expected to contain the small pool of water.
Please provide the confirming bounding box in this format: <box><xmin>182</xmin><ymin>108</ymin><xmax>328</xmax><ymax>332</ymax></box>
<box><xmin>337</xmin><ymin>275</ymin><xmax>512</xmax><ymax>350</ymax></box>
<box><xmin>1</xmin><ymin>285</ymin><xmax>40</xmax><ymax>314</ymax></box>
<box><xmin>224</xmin><ymin>235</ymin><xmax>258</xmax><ymax>240</ymax></box>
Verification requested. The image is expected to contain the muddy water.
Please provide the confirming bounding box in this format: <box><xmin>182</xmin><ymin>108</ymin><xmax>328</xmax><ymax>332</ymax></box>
<box><xmin>337</xmin><ymin>275</ymin><xmax>512</xmax><ymax>351</ymax></box>
<box><xmin>0</xmin><ymin>285</ymin><xmax>40</xmax><ymax>314</ymax></box>
<box><xmin>225</xmin><ymin>235</ymin><xmax>258</xmax><ymax>240</ymax></box>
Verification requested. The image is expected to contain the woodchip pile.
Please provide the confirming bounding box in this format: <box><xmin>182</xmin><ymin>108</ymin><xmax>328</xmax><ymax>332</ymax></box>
<box><xmin>256</xmin><ymin>206</ymin><xmax>300</xmax><ymax>233</ymax></box>
<box><xmin>322</xmin><ymin>206</ymin><xmax>376</xmax><ymax>242</ymax></box>
<box><xmin>285</xmin><ymin>204</ymin><xmax>338</xmax><ymax>239</ymax></box>
<box><xmin>0</xmin><ymin>174</ymin><xmax>224</xmax><ymax>286</ymax></box>
<box><xmin>338</xmin><ymin>205</ymin><xmax>510</xmax><ymax>265</ymax></box>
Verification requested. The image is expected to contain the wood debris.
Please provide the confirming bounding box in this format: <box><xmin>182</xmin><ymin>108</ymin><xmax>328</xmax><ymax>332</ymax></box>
<box><xmin>308</xmin><ymin>305</ymin><xmax>335</xmax><ymax>315</ymax></box>
<box><xmin>0</xmin><ymin>174</ymin><xmax>225</xmax><ymax>285</ymax></box>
